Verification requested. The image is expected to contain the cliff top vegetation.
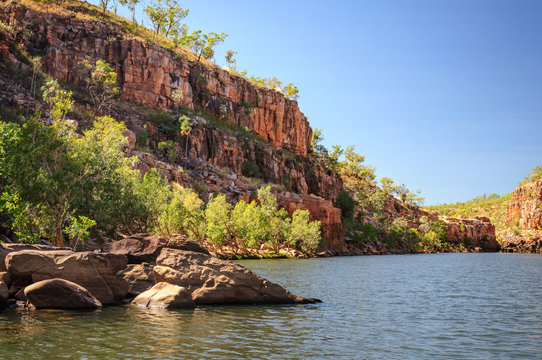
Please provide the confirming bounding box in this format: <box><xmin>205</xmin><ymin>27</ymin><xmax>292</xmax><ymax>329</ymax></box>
<box><xmin>17</xmin><ymin>0</ymin><xmax>300</xmax><ymax>100</ymax></box>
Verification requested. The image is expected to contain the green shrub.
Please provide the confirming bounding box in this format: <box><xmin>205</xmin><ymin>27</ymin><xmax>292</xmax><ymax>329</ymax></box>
<box><xmin>242</xmin><ymin>160</ymin><xmax>261</xmax><ymax>178</ymax></box>
<box><xmin>335</xmin><ymin>190</ymin><xmax>355</xmax><ymax>219</ymax></box>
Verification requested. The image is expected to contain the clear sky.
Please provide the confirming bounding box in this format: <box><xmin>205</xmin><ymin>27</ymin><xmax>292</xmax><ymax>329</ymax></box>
<box><xmin>92</xmin><ymin>0</ymin><xmax>541</xmax><ymax>205</ymax></box>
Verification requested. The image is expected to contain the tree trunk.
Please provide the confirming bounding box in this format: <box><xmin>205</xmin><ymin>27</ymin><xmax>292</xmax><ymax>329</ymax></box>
<box><xmin>55</xmin><ymin>224</ymin><xmax>63</xmax><ymax>248</ymax></box>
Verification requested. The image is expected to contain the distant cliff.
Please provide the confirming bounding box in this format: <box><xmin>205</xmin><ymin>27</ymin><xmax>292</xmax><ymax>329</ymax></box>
<box><xmin>501</xmin><ymin>180</ymin><xmax>542</xmax><ymax>253</ymax></box>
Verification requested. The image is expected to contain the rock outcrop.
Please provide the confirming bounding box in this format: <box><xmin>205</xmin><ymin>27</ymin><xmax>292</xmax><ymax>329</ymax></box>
<box><xmin>0</xmin><ymin>1</ymin><xmax>342</xmax><ymax>204</ymax></box>
<box><xmin>506</xmin><ymin>180</ymin><xmax>542</xmax><ymax>230</ymax></box>
<box><xmin>0</xmin><ymin>236</ymin><xmax>319</xmax><ymax>309</ymax></box>
<box><xmin>132</xmin><ymin>282</ymin><xmax>194</xmax><ymax>309</ymax></box>
<box><xmin>5</xmin><ymin>250</ymin><xmax>129</xmax><ymax>304</ymax></box>
<box><xmin>154</xmin><ymin>247</ymin><xmax>320</xmax><ymax>305</ymax></box>
<box><xmin>500</xmin><ymin>180</ymin><xmax>542</xmax><ymax>253</ymax></box>
<box><xmin>442</xmin><ymin>217</ymin><xmax>500</xmax><ymax>252</ymax></box>
<box><xmin>118</xmin><ymin>262</ymin><xmax>156</xmax><ymax>296</ymax></box>
<box><xmin>24</xmin><ymin>278</ymin><xmax>102</xmax><ymax>309</ymax></box>
<box><xmin>500</xmin><ymin>229</ymin><xmax>542</xmax><ymax>254</ymax></box>
<box><xmin>0</xmin><ymin>243</ymin><xmax>71</xmax><ymax>271</ymax></box>
<box><xmin>276</xmin><ymin>192</ymin><xmax>345</xmax><ymax>251</ymax></box>
<box><xmin>0</xmin><ymin>2</ymin><xmax>311</xmax><ymax>155</ymax></box>
<box><xmin>102</xmin><ymin>233</ymin><xmax>168</xmax><ymax>263</ymax></box>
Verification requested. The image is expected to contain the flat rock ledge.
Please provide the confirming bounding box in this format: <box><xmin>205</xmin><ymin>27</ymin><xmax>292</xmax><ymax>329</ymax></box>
<box><xmin>0</xmin><ymin>234</ymin><xmax>320</xmax><ymax>311</ymax></box>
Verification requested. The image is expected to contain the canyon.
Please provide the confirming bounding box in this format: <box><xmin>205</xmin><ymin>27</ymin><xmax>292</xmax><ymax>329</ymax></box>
<box><xmin>0</xmin><ymin>0</ymin><xmax>504</xmax><ymax>254</ymax></box>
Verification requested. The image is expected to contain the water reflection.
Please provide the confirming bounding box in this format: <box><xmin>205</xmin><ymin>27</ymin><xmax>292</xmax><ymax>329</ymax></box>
<box><xmin>1</xmin><ymin>254</ymin><xmax>541</xmax><ymax>359</ymax></box>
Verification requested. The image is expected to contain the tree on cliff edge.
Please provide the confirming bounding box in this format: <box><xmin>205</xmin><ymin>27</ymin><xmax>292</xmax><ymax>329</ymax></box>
<box><xmin>144</xmin><ymin>0</ymin><xmax>189</xmax><ymax>37</ymax></box>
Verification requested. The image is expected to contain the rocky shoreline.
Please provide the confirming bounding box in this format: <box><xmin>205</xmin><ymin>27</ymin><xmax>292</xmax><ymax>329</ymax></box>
<box><xmin>0</xmin><ymin>234</ymin><xmax>320</xmax><ymax>310</ymax></box>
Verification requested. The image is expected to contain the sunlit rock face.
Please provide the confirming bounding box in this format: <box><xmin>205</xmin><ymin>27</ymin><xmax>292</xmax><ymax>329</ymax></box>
<box><xmin>507</xmin><ymin>180</ymin><xmax>542</xmax><ymax>230</ymax></box>
<box><xmin>0</xmin><ymin>2</ymin><xmax>311</xmax><ymax>156</ymax></box>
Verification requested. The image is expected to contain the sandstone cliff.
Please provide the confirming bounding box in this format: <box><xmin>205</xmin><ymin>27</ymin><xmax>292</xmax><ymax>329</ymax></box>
<box><xmin>506</xmin><ymin>180</ymin><xmax>542</xmax><ymax>230</ymax></box>
<box><xmin>0</xmin><ymin>1</ymin><xmax>311</xmax><ymax>155</ymax></box>
<box><xmin>0</xmin><ymin>0</ymin><xmax>500</xmax><ymax>255</ymax></box>
<box><xmin>500</xmin><ymin>180</ymin><xmax>542</xmax><ymax>253</ymax></box>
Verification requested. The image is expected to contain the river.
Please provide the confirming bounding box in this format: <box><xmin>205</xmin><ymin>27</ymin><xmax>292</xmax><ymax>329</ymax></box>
<box><xmin>1</xmin><ymin>253</ymin><xmax>541</xmax><ymax>359</ymax></box>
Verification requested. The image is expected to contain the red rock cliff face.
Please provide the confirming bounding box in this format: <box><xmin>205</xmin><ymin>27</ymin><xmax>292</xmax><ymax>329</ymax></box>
<box><xmin>276</xmin><ymin>193</ymin><xmax>345</xmax><ymax>251</ymax></box>
<box><xmin>1</xmin><ymin>2</ymin><xmax>311</xmax><ymax>155</ymax></box>
<box><xmin>379</xmin><ymin>194</ymin><xmax>499</xmax><ymax>252</ymax></box>
<box><xmin>506</xmin><ymin>180</ymin><xmax>542</xmax><ymax>230</ymax></box>
<box><xmin>443</xmin><ymin>217</ymin><xmax>499</xmax><ymax>252</ymax></box>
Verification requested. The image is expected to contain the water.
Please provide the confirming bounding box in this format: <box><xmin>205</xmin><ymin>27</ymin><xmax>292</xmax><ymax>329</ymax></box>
<box><xmin>1</xmin><ymin>253</ymin><xmax>541</xmax><ymax>359</ymax></box>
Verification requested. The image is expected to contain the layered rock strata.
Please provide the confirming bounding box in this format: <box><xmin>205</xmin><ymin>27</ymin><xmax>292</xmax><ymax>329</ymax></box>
<box><xmin>506</xmin><ymin>180</ymin><xmax>542</xmax><ymax>230</ymax></box>
<box><xmin>0</xmin><ymin>2</ymin><xmax>311</xmax><ymax>155</ymax></box>
<box><xmin>442</xmin><ymin>217</ymin><xmax>500</xmax><ymax>252</ymax></box>
<box><xmin>501</xmin><ymin>180</ymin><xmax>542</xmax><ymax>253</ymax></box>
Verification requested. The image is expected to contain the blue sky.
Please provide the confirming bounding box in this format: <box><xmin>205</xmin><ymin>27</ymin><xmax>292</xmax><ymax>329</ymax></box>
<box><xmin>97</xmin><ymin>0</ymin><xmax>541</xmax><ymax>205</ymax></box>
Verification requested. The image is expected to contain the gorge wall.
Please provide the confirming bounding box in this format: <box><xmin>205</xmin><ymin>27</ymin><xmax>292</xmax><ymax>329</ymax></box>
<box><xmin>501</xmin><ymin>180</ymin><xmax>542</xmax><ymax>253</ymax></box>
<box><xmin>506</xmin><ymin>180</ymin><xmax>542</xmax><ymax>230</ymax></box>
<box><xmin>0</xmin><ymin>0</ymin><xmax>501</xmax><ymax>254</ymax></box>
<box><xmin>0</xmin><ymin>1</ymin><xmax>311</xmax><ymax>155</ymax></box>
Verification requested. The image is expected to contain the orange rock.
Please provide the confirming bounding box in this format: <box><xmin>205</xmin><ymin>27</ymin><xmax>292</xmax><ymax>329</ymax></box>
<box><xmin>276</xmin><ymin>192</ymin><xmax>345</xmax><ymax>250</ymax></box>
<box><xmin>506</xmin><ymin>179</ymin><xmax>542</xmax><ymax>230</ymax></box>
<box><xmin>4</xmin><ymin>3</ymin><xmax>312</xmax><ymax>155</ymax></box>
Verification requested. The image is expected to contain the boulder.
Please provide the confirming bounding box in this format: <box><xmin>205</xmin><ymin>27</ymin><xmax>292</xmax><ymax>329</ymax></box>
<box><xmin>24</xmin><ymin>279</ymin><xmax>102</xmax><ymax>309</ymax></box>
<box><xmin>166</xmin><ymin>234</ymin><xmax>210</xmax><ymax>255</ymax></box>
<box><xmin>4</xmin><ymin>249</ymin><xmax>74</xmax><ymax>276</ymax></box>
<box><xmin>132</xmin><ymin>282</ymin><xmax>194</xmax><ymax>309</ymax></box>
<box><xmin>0</xmin><ymin>271</ymin><xmax>10</xmax><ymax>284</ymax></box>
<box><xmin>117</xmin><ymin>262</ymin><xmax>155</xmax><ymax>296</ymax></box>
<box><xmin>0</xmin><ymin>243</ymin><xmax>72</xmax><ymax>271</ymax></box>
<box><xmin>155</xmin><ymin>248</ymin><xmax>320</xmax><ymax>305</ymax></box>
<box><xmin>0</xmin><ymin>281</ymin><xmax>8</xmax><ymax>306</ymax></box>
<box><xmin>102</xmin><ymin>233</ymin><xmax>168</xmax><ymax>263</ymax></box>
<box><xmin>5</xmin><ymin>250</ymin><xmax>128</xmax><ymax>304</ymax></box>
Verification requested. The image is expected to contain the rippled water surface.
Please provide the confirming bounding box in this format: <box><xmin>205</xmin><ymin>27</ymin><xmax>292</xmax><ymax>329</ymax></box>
<box><xmin>1</xmin><ymin>253</ymin><xmax>541</xmax><ymax>359</ymax></box>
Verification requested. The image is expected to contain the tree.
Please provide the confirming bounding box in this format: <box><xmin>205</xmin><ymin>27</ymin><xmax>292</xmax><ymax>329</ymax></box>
<box><xmin>225</xmin><ymin>50</ymin><xmax>237</xmax><ymax>71</ymax></box>
<box><xmin>157</xmin><ymin>185</ymin><xmax>205</xmax><ymax>241</ymax></box>
<box><xmin>99</xmin><ymin>0</ymin><xmax>110</xmax><ymax>14</ymax></box>
<box><xmin>179</xmin><ymin>115</ymin><xmax>192</xmax><ymax>155</ymax></box>
<box><xmin>40</xmin><ymin>77</ymin><xmax>73</xmax><ymax>121</ymax></box>
<box><xmin>144</xmin><ymin>0</ymin><xmax>188</xmax><ymax>37</ymax></box>
<box><xmin>0</xmin><ymin>111</ymin><xmax>178</xmax><ymax>245</ymax></box>
<box><xmin>341</xmin><ymin>145</ymin><xmax>375</xmax><ymax>184</ymax></box>
<box><xmin>0</xmin><ymin>116</ymin><xmax>88</xmax><ymax>246</ymax></box>
<box><xmin>520</xmin><ymin>165</ymin><xmax>542</xmax><ymax>186</ymax></box>
<box><xmin>182</xmin><ymin>30</ymin><xmax>227</xmax><ymax>61</ymax></box>
<box><xmin>267</xmin><ymin>77</ymin><xmax>283</xmax><ymax>91</ymax></box>
<box><xmin>77</xmin><ymin>60</ymin><xmax>119</xmax><ymax>115</ymax></box>
<box><xmin>310</xmin><ymin>128</ymin><xmax>327</xmax><ymax>155</ymax></box>
<box><xmin>119</xmin><ymin>0</ymin><xmax>140</xmax><ymax>25</ymax></box>
<box><xmin>394</xmin><ymin>184</ymin><xmax>424</xmax><ymax>206</ymax></box>
<box><xmin>283</xmin><ymin>83</ymin><xmax>299</xmax><ymax>100</ymax></box>
<box><xmin>380</xmin><ymin>177</ymin><xmax>396</xmax><ymax>195</ymax></box>
<box><xmin>286</xmin><ymin>210</ymin><xmax>321</xmax><ymax>252</ymax></box>
<box><xmin>204</xmin><ymin>193</ymin><xmax>231</xmax><ymax>247</ymax></box>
